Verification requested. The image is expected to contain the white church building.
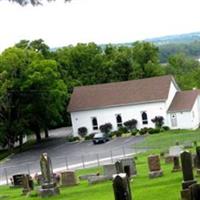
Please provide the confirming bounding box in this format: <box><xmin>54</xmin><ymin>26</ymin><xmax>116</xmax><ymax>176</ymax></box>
<box><xmin>68</xmin><ymin>75</ymin><xmax>200</xmax><ymax>136</ymax></box>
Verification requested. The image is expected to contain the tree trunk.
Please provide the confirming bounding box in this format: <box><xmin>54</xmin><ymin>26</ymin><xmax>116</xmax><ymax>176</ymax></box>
<box><xmin>35</xmin><ymin>128</ymin><xmax>41</xmax><ymax>143</ymax></box>
<box><xmin>44</xmin><ymin>127</ymin><xmax>49</xmax><ymax>139</ymax></box>
<box><xmin>19</xmin><ymin>134</ymin><xmax>23</xmax><ymax>152</ymax></box>
<box><xmin>8</xmin><ymin>138</ymin><xmax>14</xmax><ymax>153</ymax></box>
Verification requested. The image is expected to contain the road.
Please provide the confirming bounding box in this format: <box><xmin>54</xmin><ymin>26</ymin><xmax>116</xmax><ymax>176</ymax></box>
<box><xmin>0</xmin><ymin>127</ymin><xmax>145</xmax><ymax>184</ymax></box>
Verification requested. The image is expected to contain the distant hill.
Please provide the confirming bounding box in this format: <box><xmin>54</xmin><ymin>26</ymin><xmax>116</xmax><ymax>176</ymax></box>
<box><xmin>145</xmin><ymin>32</ymin><xmax>200</xmax><ymax>45</ymax></box>
<box><xmin>51</xmin><ymin>32</ymin><xmax>200</xmax><ymax>63</ymax></box>
<box><xmin>99</xmin><ymin>32</ymin><xmax>200</xmax><ymax>63</ymax></box>
<box><xmin>104</xmin><ymin>32</ymin><xmax>200</xmax><ymax>47</ymax></box>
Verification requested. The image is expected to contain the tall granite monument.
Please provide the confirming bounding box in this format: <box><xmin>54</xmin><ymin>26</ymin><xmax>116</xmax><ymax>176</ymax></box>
<box><xmin>39</xmin><ymin>153</ymin><xmax>60</xmax><ymax>197</ymax></box>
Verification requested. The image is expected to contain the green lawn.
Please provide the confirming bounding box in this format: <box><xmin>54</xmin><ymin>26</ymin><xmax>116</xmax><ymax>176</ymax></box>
<box><xmin>0</xmin><ymin>150</ymin><xmax>199</xmax><ymax>200</ymax></box>
<box><xmin>1</xmin><ymin>129</ymin><xmax>200</xmax><ymax>199</ymax></box>
<box><xmin>134</xmin><ymin>129</ymin><xmax>200</xmax><ymax>151</ymax></box>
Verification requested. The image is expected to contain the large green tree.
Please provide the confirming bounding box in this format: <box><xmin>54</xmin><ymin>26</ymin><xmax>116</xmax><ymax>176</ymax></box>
<box><xmin>0</xmin><ymin>47</ymin><xmax>67</xmax><ymax>147</ymax></box>
<box><xmin>22</xmin><ymin>59</ymin><xmax>67</xmax><ymax>141</ymax></box>
<box><xmin>165</xmin><ymin>53</ymin><xmax>200</xmax><ymax>89</ymax></box>
<box><xmin>15</xmin><ymin>39</ymin><xmax>50</xmax><ymax>58</ymax></box>
<box><xmin>129</xmin><ymin>42</ymin><xmax>164</xmax><ymax>79</ymax></box>
<box><xmin>103</xmin><ymin>45</ymin><xmax>133</xmax><ymax>82</ymax></box>
<box><xmin>0</xmin><ymin>47</ymin><xmax>41</xmax><ymax>149</ymax></box>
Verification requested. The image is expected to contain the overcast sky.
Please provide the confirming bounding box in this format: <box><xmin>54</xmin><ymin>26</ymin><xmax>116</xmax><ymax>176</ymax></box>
<box><xmin>0</xmin><ymin>0</ymin><xmax>200</xmax><ymax>52</ymax></box>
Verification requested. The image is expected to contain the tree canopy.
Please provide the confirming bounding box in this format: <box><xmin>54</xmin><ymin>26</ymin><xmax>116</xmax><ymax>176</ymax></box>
<box><xmin>0</xmin><ymin>46</ymin><xmax>67</xmax><ymax>148</ymax></box>
<box><xmin>1</xmin><ymin>38</ymin><xmax>200</xmax><ymax>150</ymax></box>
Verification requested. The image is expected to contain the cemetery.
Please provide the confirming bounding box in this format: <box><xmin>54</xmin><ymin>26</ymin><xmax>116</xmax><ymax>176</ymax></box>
<box><xmin>1</xmin><ymin>140</ymin><xmax>200</xmax><ymax>200</ymax></box>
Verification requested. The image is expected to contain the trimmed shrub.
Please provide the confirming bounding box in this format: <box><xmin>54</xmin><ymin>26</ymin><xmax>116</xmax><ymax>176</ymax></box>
<box><xmin>162</xmin><ymin>126</ymin><xmax>170</xmax><ymax>131</ymax></box>
<box><xmin>118</xmin><ymin>126</ymin><xmax>128</xmax><ymax>134</ymax></box>
<box><xmin>110</xmin><ymin>131</ymin><xmax>118</xmax><ymax>138</ymax></box>
<box><xmin>123</xmin><ymin>119</ymin><xmax>138</xmax><ymax>131</ymax></box>
<box><xmin>115</xmin><ymin>131</ymin><xmax>123</xmax><ymax>137</ymax></box>
<box><xmin>131</xmin><ymin>128</ymin><xmax>138</xmax><ymax>136</ymax></box>
<box><xmin>148</xmin><ymin>128</ymin><xmax>160</xmax><ymax>134</ymax></box>
<box><xmin>78</xmin><ymin>127</ymin><xmax>88</xmax><ymax>138</ymax></box>
<box><xmin>139</xmin><ymin>127</ymin><xmax>149</xmax><ymax>135</ymax></box>
<box><xmin>85</xmin><ymin>133</ymin><xmax>95</xmax><ymax>140</ymax></box>
<box><xmin>151</xmin><ymin>116</ymin><xmax>164</xmax><ymax>128</ymax></box>
<box><xmin>99</xmin><ymin>123</ymin><xmax>113</xmax><ymax>135</ymax></box>
<box><xmin>66</xmin><ymin>136</ymin><xmax>80</xmax><ymax>142</ymax></box>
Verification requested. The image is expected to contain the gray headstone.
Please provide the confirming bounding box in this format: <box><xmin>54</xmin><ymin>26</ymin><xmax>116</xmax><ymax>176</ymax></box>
<box><xmin>79</xmin><ymin>174</ymin><xmax>97</xmax><ymax>181</ymax></box>
<box><xmin>115</xmin><ymin>161</ymin><xmax>123</xmax><ymax>174</ymax></box>
<box><xmin>113</xmin><ymin>173</ymin><xmax>132</xmax><ymax>200</ymax></box>
<box><xmin>103</xmin><ymin>164</ymin><xmax>117</xmax><ymax>179</ymax></box>
<box><xmin>180</xmin><ymin>151</ymin><xmax>197</xmax><ymax>190</ymax></box>
<box><xmin>60</xmin><ymin>171</ymin><xmax>78</xmax><ymax>187</ymax></box>
<box><xmin>88</xmin><ymin>175</ymin><xmax>110</xmax><ymax>185</ymax></box>
<box><xmin>169</xmin><ymin>146</ymin><xmax>183</xmax><ymax>157</ymax></box>
<box><xmin>120</xmin><ymin>157</ymin><xmax>137</xmax><ymax>177</ymax></box>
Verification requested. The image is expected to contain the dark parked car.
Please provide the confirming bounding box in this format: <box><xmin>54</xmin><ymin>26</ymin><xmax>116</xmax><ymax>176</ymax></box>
<box><xmin>93</xmin><ymin>133</ymin><xmax>109</xmax><ymax>144</ymax></box>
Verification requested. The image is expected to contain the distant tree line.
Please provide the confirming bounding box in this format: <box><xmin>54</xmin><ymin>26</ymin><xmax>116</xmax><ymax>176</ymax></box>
<box><xmin>0</xmin><ymin>39</ymin><xmax>200</xmax><ymax>150</ymax></box>
<box><xmin>159</xmin><ymin>41</ymin><xmax>200</xmax><ymax>63</ymax></box>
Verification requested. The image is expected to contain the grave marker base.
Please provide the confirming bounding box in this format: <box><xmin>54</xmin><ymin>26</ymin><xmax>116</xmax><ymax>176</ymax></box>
<box><xmin>181</xmin><ymin>189</ymin><xmax>191</xmax><ymax>200</ymax></box>
<box><xmin>182</xmin><ymin>180</ymin><xmax>197</xmax><ymax>190</ymax></box>
<box><xmin>149</xmin><ymin>170</ymin><xmax>163</xmax><ymax>178</ymax></box>
<box><xmin>39</xmin><ymin>187</ymin><xmax>60</xmax><ymax>198</ymax></box>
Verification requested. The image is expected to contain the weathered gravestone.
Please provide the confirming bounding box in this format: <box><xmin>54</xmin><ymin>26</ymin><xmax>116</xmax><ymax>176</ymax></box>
<box><xmin>196</xmin><ymin>147</ymin><xmax>200</xmax><ymax>176</ymax></box>
<box><xmin>12</xmin><ymin>174</ymin><xmax>26</xmax><ymax>188</ymax></box>
<box><xmin>79</xmin><ymin>174</ymin><xmax>97</xmax><ymax>181</ymax></box>
<box><xmin>148</xmin><ymin>155</ymin><xmax>163</xmax><ymax>178</ymax></box>
<box><xmin>115</xmin><ymin>158</ymin><xmax>137</xmax><ymax>179</ymax></box>
<box><xmin>39</xmin><ymin>153</ymin><xmax>60</xmax><ymax>197</ymax></box>
<box><xmin>115</xmin><ymin>161</ymin><xmax>124</xmax><ymax>174</ymax></box>
<box><xmin>22</xmin><ymin>175</ymin><xmax>34</xmax><ymax>195</ymax></box>
<box><xmin>169</xmin><ymin>145</ymin><xmax>183</xmax><ymax>157</ymax></box>
<box><xmin>180</xmin><ymin>151</ymin><xmax>197</xmax><ymax>200</ymax></box>
<box><xmin>172</xmin><ymin>156</ymin><xmax>181</xmax><ymax>172</ymax></box>
<box><xmin>88</xmin><ymin>175</ymin><xmax>110</xmax><ymax>185</ymax></box>
<box><xmin>103</xmin><ymin>164</ymin><xmax>117</xmax><ymax>179</ymax></box>
<box><xmin>113</xmin><ymin>173</ymin><xmax>132</xmax><ymax>200</ymax></box>
<box><xmin>120</xmin><ymin>157</ymin><xmax>137</xmax><ymax>177</ymax></box>
<box><xmin>60</xmin><ymin>171</ymin><xmax>78</xmax><ymax>187</ymax></box>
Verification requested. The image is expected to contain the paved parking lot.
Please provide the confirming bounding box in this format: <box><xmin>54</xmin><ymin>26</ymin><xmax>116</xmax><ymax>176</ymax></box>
<box><xmin>0</xmin><ymin>127</ymin><xmax>145</xmax><ymax>183</ymax></box>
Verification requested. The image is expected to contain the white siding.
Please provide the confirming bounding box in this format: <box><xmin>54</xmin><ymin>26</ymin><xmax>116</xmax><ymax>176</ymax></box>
<box><xmin>71</xmin><ymin>101</ymin><xmax>167</xmax><ymax>136</ymax></box>
<box><xmin>168</xmin><ymin>111</ymin><xmax>193</xmax><ymax>130</ymax></box>
<box><xmin>165</xmin><ymin>81</ymin><xmax>178</xmax><ymax>110</ymax></box>
<box><xmin>167</xmin><ymin>96</ymin><xmax>200</xmax><ymax>130</ymax></box>
<box><xmin>191</xmin><ymin>97</ymin><xmax>200</xmax><ymax>129</ymax></box>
